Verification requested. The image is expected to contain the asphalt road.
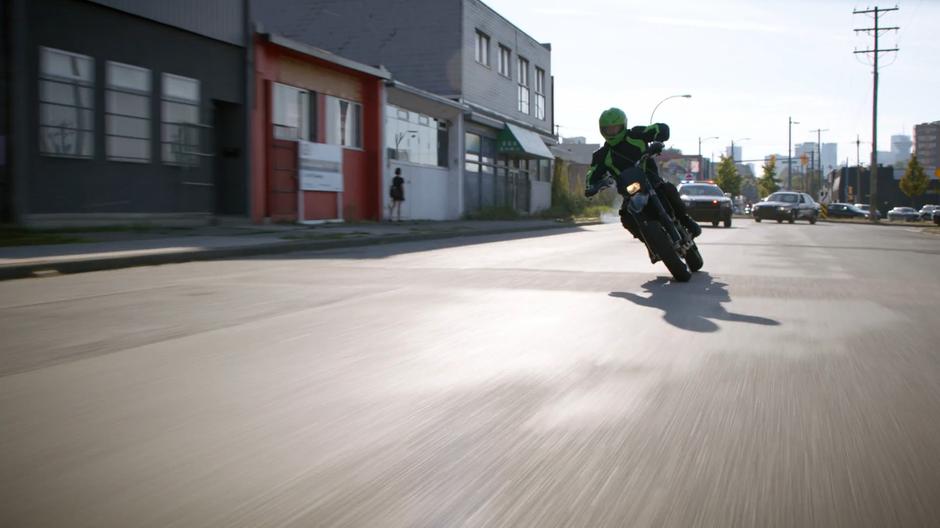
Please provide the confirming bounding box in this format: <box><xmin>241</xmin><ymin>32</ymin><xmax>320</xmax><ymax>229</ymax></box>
<box><xmin>2</xmin><ymin>220</ymin><xmax>940</xmax><ymax>527</ymax></box>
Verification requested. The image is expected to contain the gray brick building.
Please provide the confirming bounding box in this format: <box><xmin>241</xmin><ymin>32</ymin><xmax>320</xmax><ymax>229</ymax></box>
<box><xmin>253</xmin><ymin>0</ymin><xmax>555</xmax><ymax>215</ymax></box>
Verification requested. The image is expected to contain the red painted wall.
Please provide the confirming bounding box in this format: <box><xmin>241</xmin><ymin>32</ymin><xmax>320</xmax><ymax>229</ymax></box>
<box><xmin>250</xmin><ymin>36</ymin><xmax>385</xmax><ymax>223</ymax></box>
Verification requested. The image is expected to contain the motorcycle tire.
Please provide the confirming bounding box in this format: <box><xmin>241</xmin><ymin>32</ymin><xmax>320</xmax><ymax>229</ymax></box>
<box><xmin>643</xmin><ymin>221</ymin><xmax>691</xmax><ymax>282</ymax></box>
<box><xmin>685</xmin><ymin>244</ymin><xmax>704</xmax><ymax>272</ymax></box>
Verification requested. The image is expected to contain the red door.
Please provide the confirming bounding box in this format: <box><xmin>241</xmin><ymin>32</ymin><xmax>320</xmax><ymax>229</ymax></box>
<box><xmin>268</xmin><ymin>139</ymin><xmax>298</xmax><ymax>222</ymax></box>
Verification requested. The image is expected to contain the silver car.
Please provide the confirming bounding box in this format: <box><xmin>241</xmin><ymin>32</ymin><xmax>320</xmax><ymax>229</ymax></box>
<box><xmin>887</xmin><ymin>207</ymin><xmax>919</xmax><ymax>222</ymax></box>
<box><xmin>918</xmin><ymin>204</ymin><xmax>939</xmax><ymax>221</ymax></box>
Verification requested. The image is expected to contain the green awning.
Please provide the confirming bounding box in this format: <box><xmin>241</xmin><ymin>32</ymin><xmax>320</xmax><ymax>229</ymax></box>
<box><xmin>496</xmin><ymin>123</ymin><xmax>554</xmax><ymax>159</ymax></box>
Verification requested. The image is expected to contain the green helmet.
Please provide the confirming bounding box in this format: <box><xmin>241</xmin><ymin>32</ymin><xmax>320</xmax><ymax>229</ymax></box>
<box><xmin>599</xmin><ymin>107</ymin><xmax>627</xmax><ymax>145</ymax></box>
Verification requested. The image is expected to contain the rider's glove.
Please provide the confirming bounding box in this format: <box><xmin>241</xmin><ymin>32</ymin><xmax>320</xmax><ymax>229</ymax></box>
<box><xmin>584</xmin><ymin>182</ymin><xmax>597</xmax><ymax>198</ymax></box>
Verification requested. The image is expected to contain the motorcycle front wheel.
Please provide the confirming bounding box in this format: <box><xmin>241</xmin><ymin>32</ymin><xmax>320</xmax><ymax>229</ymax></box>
<box><xmin>685</xmin><ymin>244</ymin><xmax>704</xmax><ymax>272</ymax></box>
<box><xmin>643</xmin><ymin>221</ymin><xmax>691</xmax><ymax>282</ymax></box>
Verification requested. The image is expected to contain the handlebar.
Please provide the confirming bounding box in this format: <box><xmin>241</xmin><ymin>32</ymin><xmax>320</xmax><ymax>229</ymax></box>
<box><xmin>584</xmin><ymin>142</ymin><xmax>665</xmax><ymax>198</ymax></box>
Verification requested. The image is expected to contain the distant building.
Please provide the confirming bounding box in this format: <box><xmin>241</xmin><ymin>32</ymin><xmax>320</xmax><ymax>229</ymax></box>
<box><xmin>821</xmin><ymin>143</ymin><xmax>837</xmax><ymax>174</ymax></box>
<box><xmin>833</xmin><ymin>164</ymin><xmax>939</xmax><ymax>212</ymax></box>
<box><xmin>891</xmin><ymin>134</ymin><xmax>912</xmax><ymax>167</ymax></box>
<box><xmin>725</xmin><ymin>145</ymin><xmax>742</xmax><ymax>162</ymax></box>
<box><xmin>562</xmin><ymin>136</ymin><xmax>587</xmax><ymax>145</ymax></box>
<box><xmin>914</xmin><ymin>122</ymin><xmax>940</xmax><ymax>180</ymax></box>
<box><xmin>794</xmin><ymin>142</ymin><xmax>837</xmax><ymax>174</ymax></box>
<box><xmin>551</xmin><ymin>141</ymin><xmax>599</xmax><ymax>195</ymax></box>
<box><xmin>252</xmin><ymin>0</ymin><xmax>556</xmax><ymax>216</ymax></box>
<box><xmin>735</xmin><ymin>163</ymin><xmax>754</xmax><ymax>180</ymax></box>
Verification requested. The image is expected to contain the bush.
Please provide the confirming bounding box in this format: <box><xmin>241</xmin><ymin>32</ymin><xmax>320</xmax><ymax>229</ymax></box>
<box><xmin>463</xmin><ymin>206</ymin><xmax>521</xmax><ymax>221</ymax></box>
<box><xmin>544</xmin><ymin>160</ymin><xmax>617</xmax><ymax>219</ymax></box>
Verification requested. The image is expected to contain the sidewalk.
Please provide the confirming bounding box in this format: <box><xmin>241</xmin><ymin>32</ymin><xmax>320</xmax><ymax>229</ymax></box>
<box><xmin>0</xmin><ymin>219</ymin><xmax>592</xmax><ymax>280</ymax></box>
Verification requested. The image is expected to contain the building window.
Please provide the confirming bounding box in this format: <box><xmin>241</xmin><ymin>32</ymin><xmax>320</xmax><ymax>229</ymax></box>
<box><xmin>325</xmin><ymin>96</ymin><xmax>362</xmax><ymax>148</ymax></box>
<box><xmin>105</xmin><ymin>61</ymin><xmax>151</xmax><ymax>162</ymax></box>
<box><xmin>385</xmin><ymin>104</ymin><xmax>448</xmax><ymax>167</ymax></box>
<box><xmin>272</xmin><ymin>82</ymin><xmax>310</xmax><ymax>140</ymax></box>
<box><xmin>465</xmin><ymin>132</ymin><xmax>481</xmax><ymax>174</ymax></box>
<box><xmin>161</xmin><ymin>73</ymin><xmax>201</xmax><ymax>165</ymax></box>
<box><xmin>517</xmin><ymin>57</ymin><xmax>529</xmax><ymax>114</ymax></box>
<box><xmin>538</xmin><ymin>159</ymin><xmax>552</xmax><ymax>182</ymax></box>
<box><xmin>475</xmin><ymin>31</ymin><xmax>490</xmax><ymax>67</ymax></box>
<box><xmin>498</xmin><ymin>45</ymin><xmax>511</xmax><ymax>78</ymax></box>
<box><xmin>535</xmin><ymin>67</ymin><xmax>546</xmax><ymax>120</ymax></box>
<box><xmin>38</xmin><ymin>47</ymin><xmax>94</xmax><ymax>158</ymax></box>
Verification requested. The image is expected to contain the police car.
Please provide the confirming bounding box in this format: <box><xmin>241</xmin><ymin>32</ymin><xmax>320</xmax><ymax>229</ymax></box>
<box><xmin>677</xmin><ymin>181</ymin><xmax>733</xmax><ymax>228</ymax></box>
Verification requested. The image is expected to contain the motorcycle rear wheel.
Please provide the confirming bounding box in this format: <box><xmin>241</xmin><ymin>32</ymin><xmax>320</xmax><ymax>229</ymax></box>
<box><xmin>643</xmin><ymin>221</ymin><xmax>691</xmax><ymax>282</ymax></box>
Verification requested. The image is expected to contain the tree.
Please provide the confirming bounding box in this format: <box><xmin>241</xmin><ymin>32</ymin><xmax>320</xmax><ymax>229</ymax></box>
<box><xmin>740</xmin><ymin>175</ymin><xmax>759</xmax><ymax>203</ymax></box>
<box><xmin>899</xmin><ymin>155</ymin><xmax>929</xmax><ymax>206</ymax></box>
<box><xmin>758</xmin><ymin>156</ymin><xmax>780</xmax><ymax>198</ymax></box>
<box><xmin>715</xmin><ymin>155</ymin><xmax>741</xmax><ymax>196</ymax></box>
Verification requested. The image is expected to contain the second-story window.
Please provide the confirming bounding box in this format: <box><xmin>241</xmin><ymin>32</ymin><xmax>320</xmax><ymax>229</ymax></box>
<box><xmin>535</xmin><ymin>67</ymin><xmax>546</xmax><ymax>120</ymax></box>
<box><xmin>517</xmin><ymin>57</ymin><xmax>529</xmax><ymax>115</ymax></box>
<box><xmin>498</xmin><ymin>45</ymin><xmax>511</xmax><ymax>78</ymax></box>
<box><xmin>475</xmin><ymin>31</ymin><xmax>490</xmax><ymax>67</ymax></box>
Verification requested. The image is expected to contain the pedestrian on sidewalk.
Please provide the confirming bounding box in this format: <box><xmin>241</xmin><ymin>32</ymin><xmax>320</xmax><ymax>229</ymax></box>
<box><xmin>389</xmin><ymin>168</ymin><xmax>405</xmax><ymax>222</ymax></box>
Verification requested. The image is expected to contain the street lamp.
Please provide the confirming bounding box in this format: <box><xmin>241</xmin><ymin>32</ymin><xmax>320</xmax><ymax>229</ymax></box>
<box><xmin>728</xmin><ymin>137</ymin><xmax>750</xmax><ymax>163</ymax></box>
<box><xmin>788</xmin><ymin>116</ymin><xmax>799</xmax><ymax>190</ymax></box>
<box><xmin>649</xmin><ymin>94</ymin><xmax>691</xmax><ymax>123</ymax></box>
<box><xmin>698</xmin><ymin>136</ymin><xmax>718</xmax><ymax>158</ymax></box>
<box><xmin>698</xmin><ymin>136</ymin><xmax>718</xmax><ymax>180</ymax></box>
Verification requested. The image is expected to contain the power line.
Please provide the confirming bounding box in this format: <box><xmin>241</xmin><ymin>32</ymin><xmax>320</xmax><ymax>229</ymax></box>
<box><xmin>853</xmin><ymin>5</ymin><xmax>899</xmax><ymax>222</ymax></box>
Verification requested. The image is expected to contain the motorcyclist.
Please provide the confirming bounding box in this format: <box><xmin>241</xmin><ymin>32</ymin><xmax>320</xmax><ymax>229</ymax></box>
<box><xmin>584</xmin><ymin>107</ymin><xmax>702</xmax><ymax>243</ymax></box>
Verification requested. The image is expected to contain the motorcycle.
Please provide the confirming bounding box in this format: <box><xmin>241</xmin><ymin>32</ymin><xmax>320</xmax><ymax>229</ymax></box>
<box><xmin>586</xmin><ymin>142</ymin><xmax>703</xmax><ymax>282</ymax></box>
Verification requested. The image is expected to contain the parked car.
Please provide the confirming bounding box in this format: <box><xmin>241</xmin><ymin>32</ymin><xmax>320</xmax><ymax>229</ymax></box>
<box><xmin>827</xmin><ymin>202</ymin><xmax>869</xmax><ymax>219</ymax></box>
<box><xmin>934</xmin><ymin>210</ymin><xmax>940</xmax><ymax>225</ymax></box>
<box><xmin>752</xmin><ymin>192</ymin><xmax>819</xmax><ymax>224</ymax></box>
<box><xmin>918</xmin><ymin>204</ymin><xmax>939</xmax><ymax>221</ymax></box>
<box><xmin>677</xmin><ymin>182</ymin><xmax>734</xmax><ymax>227</ymax></box>
<box><xmin>853</xmin><ymin>204</ymin><xmax>881</xmax><ymax>220</ymax></box>
<box><xmin>887</xmin><ymin>206</ymin><xmax>919</xmax><ymax>222</ymax></box>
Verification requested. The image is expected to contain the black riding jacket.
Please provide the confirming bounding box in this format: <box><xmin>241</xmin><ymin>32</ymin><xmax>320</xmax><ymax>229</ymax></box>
<box><xmin>585</xmin><ymin>123</ymin><xmax>670</xmax><ymax>188</ymax></box>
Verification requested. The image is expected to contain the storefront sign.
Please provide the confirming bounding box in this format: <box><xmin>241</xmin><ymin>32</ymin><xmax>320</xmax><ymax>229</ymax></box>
<box><xmin>298</xmin><ymin>140</ymin><xmax>343</xmax><ymax>192</ymax></box>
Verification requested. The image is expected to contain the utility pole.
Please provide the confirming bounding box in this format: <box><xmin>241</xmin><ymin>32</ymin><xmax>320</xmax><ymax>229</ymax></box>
<box><xmin>810</xmin><ymin>128</ymin><xmax>828</xmax><ymax>201</ymax></box>
<box><xmin>809</xmin><ymin>151</ymin><xmax>816</xmax><ymax>197</ymax></box>
<box><xmin>856</xmin><ymin>134</ymin><xmax>861</xmax><ymax>203</ymax></box>
<box><xmin>854</xmin><ymin>5</ymin><xmax>899</xmax><ymax>222</ymax></box>
<box><xmin>788</xmin><ymin>116</ymin><xmax>798</xmax><ymax>190</ymax></box>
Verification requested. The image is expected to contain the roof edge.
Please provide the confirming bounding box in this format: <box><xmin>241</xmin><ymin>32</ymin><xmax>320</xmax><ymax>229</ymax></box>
<box><xmin>386</xmin><ymin>81</ymin><xmax>468</xmax><ymax>111</ymax></box>
<box><xmin>264</xmin><ymin>33</ymin><xmax>391</xmax><ymax>80</ymax></box>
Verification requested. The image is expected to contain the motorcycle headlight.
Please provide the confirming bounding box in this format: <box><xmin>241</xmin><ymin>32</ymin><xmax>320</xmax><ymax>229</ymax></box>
<box><xmin>626</xmin><ymin>182</ymin><xmax>641</xmax><ymax>195</ymax></box>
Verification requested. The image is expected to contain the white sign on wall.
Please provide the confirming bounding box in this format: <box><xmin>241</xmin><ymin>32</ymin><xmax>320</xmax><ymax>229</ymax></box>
<box><xmin>298</xmin><ymin>140</ymin><xmax>343</xmax><ymax>192</ymax></box>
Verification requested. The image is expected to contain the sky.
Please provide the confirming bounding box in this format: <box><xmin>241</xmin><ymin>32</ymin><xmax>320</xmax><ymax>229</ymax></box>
<box><xmin>483</xmin><ymin>0</ymin><xmax>940</xmax><ymax>172</ymax></box>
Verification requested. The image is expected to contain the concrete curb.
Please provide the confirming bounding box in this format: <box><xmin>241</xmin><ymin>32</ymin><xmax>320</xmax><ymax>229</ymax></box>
<box><xmin>0</xmin><ymin>222</ymin><xmax>595</xmax><ymax>281</ymax></box>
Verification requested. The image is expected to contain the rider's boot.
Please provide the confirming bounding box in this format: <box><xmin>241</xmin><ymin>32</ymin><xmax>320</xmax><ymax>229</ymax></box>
<box><xmin>680</xmin><ymin>214</ymin><xmax>702</xmax><ymax>239</ymax></box>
